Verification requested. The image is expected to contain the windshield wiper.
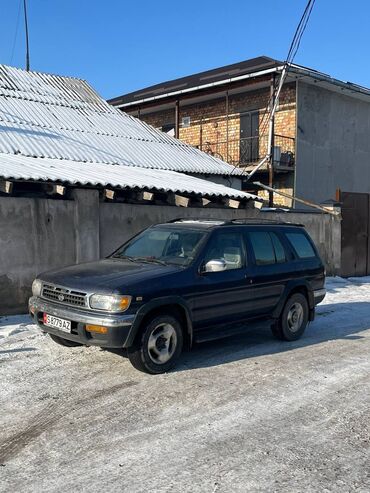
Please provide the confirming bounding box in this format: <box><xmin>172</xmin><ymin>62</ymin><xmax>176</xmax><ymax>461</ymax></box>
<box><xmin>111</xmin><ymin>254</ymin><xmax>136</xmax><ymax>262</ymax></box>
<box><xmin>131</xmin><ymin>256</ymin><xmax>168</xmax><ymax>266</ymax></box>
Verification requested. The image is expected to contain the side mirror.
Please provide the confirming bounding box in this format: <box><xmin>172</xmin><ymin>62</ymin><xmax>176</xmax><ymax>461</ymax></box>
<box><xmin>203</xmin><ymin>259</ymin><xmax>227</xmax><ymax>273</ymax></box>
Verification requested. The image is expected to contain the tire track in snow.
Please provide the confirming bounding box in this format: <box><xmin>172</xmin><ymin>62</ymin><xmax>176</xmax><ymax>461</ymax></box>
<box><xmin>0</xmin><ymin>380</ymin><xmax>137</xmax><ymax>463</ymax></box>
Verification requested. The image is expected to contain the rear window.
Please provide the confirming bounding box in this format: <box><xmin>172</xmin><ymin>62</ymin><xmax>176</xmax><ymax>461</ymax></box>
<box><xmin>286</xmin><ymin>232</ymin><xmax>316</xmax><ymax>258</ymax></box>
<box><xmin>249</xmin><ymin>231</ymin><xmax>286</xmax><ymax>265</ymax></box>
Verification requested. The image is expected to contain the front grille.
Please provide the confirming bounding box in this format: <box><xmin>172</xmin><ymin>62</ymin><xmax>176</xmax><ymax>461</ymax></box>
<box><xmin>42</xmin><ymin>283</ymin><xmax>87</xmax><ymax>308</ymax></box>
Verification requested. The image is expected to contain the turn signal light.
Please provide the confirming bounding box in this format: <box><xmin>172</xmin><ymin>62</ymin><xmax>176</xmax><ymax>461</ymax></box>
<box><xmin>85</xmin><ymin>324</ymin><xmax>108</xmax><ymax>335</ymax></box>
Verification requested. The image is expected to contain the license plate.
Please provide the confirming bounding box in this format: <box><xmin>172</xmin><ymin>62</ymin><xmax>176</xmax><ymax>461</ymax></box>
<box><xmin>43</xmin><ymin>313</ymin><xmax>71</xmax><ymax>333</ymax></box>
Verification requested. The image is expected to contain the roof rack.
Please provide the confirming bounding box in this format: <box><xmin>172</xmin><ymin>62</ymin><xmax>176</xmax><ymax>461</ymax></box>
<box><xmin>165</xmin><ymin>218</ymin><xmax>304</xmax><ymax>227</ymax></box>
<box><xmin>166</xmin><ymin>218</ymin><xmax>225</xmax><ymax>224</ymax></box>
<box><xmin>224</xmin><ymin>219</ymin><xmax>304</xmax><ymax>227</ymax></box>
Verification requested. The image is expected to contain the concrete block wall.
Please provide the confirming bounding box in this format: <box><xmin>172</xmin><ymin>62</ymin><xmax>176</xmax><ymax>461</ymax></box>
<box><xmin>0</xmin><ymin>190</ymin><xmax>340</xmax><ymax>315</ymax></box>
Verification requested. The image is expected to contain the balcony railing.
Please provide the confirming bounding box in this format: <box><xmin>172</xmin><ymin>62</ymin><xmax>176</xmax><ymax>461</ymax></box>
<box><xmin>195</xmin><ymin>134</ymin><xmax>295</xmax><ymax>170</ymax></box>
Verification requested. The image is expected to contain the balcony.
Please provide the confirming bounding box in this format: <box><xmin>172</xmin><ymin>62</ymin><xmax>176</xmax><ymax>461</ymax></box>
<box><xmin>196</xmin><ymin>134</ymin><xmax>295</xmax><ymax>172</ymax></box>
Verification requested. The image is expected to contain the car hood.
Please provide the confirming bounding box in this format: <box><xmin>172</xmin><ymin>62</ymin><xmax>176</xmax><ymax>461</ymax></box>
<box><xmin>39</xmin><ymin>259</ymin><xmax>184</xmax><ymax>293</ymax></box>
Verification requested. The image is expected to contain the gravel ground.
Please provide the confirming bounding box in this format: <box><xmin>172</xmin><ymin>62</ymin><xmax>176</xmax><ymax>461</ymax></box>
<box><xmin>0</xmin><ymin>277</ymin><xmax>369</xmax><ymax>492</ymax></box>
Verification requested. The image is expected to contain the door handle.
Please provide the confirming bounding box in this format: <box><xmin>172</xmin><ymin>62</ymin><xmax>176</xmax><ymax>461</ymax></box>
<box><xmin>245</xmin><ymin>275</ymin><xmax>253</xmax><ymax>284</ymax></box>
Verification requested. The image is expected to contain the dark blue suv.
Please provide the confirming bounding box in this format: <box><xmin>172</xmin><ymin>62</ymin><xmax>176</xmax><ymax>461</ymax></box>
<box><xmin>29</xmin><ymin>219</ymin><xmax>326</xmax><ymax>374</ymax></box>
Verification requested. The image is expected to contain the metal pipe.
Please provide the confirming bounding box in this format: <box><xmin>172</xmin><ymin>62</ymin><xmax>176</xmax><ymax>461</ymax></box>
<box><xmin>253</xmin><ymin>181</ymin><xmax>341</xmax><ymax>216</ymax></box>
<box><xmin>246</xmin><ymin>156</ymin><xmax>269</xmax><ymax>181</ymax></box>
<box><xmin>175</xmin><ymin>100</ymin><xmax>180</xmax><ymax>139</ymax></box>
<box><xmin>23</xmin><ymin>0</ymin><xmax>30</xmax><ymax>71</ymax></box>
<box><xmin>268</xmin><ymin>74</ymin><xmax>276</xmax><ymax>207</ymax></box>
<box><xmin>225</xmin><ymin>91</ymin><xmax>229</xmax><ymax>161</ymax></box>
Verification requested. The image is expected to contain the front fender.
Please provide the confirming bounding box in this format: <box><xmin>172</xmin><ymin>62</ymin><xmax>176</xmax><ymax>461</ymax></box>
<box><xmin>125</xmin><ymin>295</ymin><xmax>193</xmax><ymax>348</ymax></box>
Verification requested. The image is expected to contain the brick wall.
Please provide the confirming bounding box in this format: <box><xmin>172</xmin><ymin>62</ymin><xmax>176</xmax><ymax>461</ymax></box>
<box><xmin>134</xmin><ymin>83</ymin><xmax>296</xmax><ymax>164</ymax></box>
<box><xmin>131</xmin><ymin>82</ymin><xmax>297</xmax><ymax>206</ymax></box>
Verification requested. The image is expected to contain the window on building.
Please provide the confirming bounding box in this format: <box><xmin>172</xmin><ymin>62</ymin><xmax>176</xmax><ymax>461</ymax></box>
<box><xmin>286</xmin><ymin>232</ymin><xmax>316</xmax><ymax>259</ymax></box>
<box><xmin>181</xmin><ymin>116</ymin><xmax>191</xmax><ymax>128</ymax></box>
<box><xmin>249</xmin><ymin>231</ymin><xmax>287</xmax><ymax>265</ymax></box>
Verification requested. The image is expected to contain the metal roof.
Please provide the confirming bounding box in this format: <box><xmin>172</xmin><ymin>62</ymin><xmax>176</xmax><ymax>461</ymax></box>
<box><xmin>0</xmin><ymin>153</ymin><xmax>256</xmax><ymax>200</ymax></box>
<box><xmin>109</xmin><ymin>57</ymin><xmax>370</xmax><ymax>109</ymax></box>
<box><xmin>108</xmin><ymin>56</ymin><xmax>281</xmax><ymax>106</ymax></box>
<box><xmin>0</xmin><ymin>64</ymin><xmax>239</xmax><ymax>176</ymax></box>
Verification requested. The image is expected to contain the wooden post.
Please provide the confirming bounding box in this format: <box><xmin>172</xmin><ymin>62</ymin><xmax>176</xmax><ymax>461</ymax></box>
<box><xmin>0</xmin><ymin>181</ymin><xmax>13</xmax><ymax>194</ymax></box>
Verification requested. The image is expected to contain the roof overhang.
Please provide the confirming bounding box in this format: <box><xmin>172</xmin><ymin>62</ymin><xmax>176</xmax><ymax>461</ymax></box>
<box><xmin>0</xmin><ymin>153</ymin><xmax>260</xmax><ymax>203</ymax></box>
<box><xmin>112</xmin><ymin>62</ymin><xmax>370</xmax><ymax>111</ymax></box>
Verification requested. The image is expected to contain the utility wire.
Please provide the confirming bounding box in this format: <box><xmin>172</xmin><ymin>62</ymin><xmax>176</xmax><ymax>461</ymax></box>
<box><xmin>231</xmin><ymin>0</ymin><xmax>316</xmax><ymax>178</ymax></box>
<box><xmin>9</xmin><ymin>0</ymin><xmax>22</xmax><ymax>66</ymax></box>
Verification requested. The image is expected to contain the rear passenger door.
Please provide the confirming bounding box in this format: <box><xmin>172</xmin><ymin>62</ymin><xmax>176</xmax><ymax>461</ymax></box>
<box><xmin>245</xmin><ymin>228</ymin><xmax>291</xmax><ymax>316</ymax></box>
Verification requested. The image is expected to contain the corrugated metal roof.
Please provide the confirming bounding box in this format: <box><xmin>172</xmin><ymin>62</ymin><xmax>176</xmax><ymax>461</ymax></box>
<box><xmin>0</xmin><ymin>64</ymin><xmax>240</xmax><ymax>175</ymax></box>
<box><xmin>0</xmin><ymin>153</ymin><xmax>255</xmax><ymax>200</ymax></box>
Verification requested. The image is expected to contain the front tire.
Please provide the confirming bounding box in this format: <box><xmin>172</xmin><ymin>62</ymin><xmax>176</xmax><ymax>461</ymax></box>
<box><xmin>49</xmin><ymin>333</ymin><xmax>83</xmax><ymax>347</ymax></box>
<box><xmin>272</xmin><ymin>293</ymin><xmax>309</xmax><ymax>341</ymax></box>
<box><xmin>128</xmin><ymin>314</ymin><xmax>183</xmax><ymax>374</ymax></box>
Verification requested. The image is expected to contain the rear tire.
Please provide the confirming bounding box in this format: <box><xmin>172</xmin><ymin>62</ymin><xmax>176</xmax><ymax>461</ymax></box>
<box><xmin>128</xmin><ymin>314</ymin><xmax>183</xmax><ymax>374</ymax></box>
<box><xmin>49</xmin><ymin>333</ymin><xmax>83</xmax><ymax>347</ymax></box>
<box><xmin>272</xmin><ymin>293</ymin><xmax>309</xmax><ymax>341</ymax></box>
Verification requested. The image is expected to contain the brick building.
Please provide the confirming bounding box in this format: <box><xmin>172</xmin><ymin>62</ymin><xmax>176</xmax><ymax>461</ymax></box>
<box><xmin>109</xmin><ymin>56</ymin><xmax>370</xmax><ymax>207</ymax></box>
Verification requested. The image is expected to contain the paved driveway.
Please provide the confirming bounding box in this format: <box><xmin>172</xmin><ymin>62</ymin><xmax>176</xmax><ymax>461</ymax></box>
<box><xmin>1</xmin><ymin>277</ymin><xmax>369</xmax><ymax>492</ymax></box>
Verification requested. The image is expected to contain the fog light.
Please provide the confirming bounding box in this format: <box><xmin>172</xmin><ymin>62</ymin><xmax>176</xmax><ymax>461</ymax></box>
<box><xmin>85</xmin><ymin>324</ymin><xmax>108</xmax><ymax>334</ymax></box>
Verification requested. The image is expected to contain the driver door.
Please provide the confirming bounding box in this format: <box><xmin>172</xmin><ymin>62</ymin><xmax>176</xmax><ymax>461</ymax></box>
<box><xmin>191</xmin><ymin>229</ymin><xmax>253</xmax><ymax>330</ymax></box>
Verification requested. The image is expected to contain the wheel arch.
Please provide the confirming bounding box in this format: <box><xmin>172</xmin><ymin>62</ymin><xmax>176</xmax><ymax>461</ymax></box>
<box><xmin>126</xmin><ymin>297</ymin><xmax>193</xmax><ymax>348</ymax></box>
<box><xmin>272</xmin><ymin>281</ymin><xmax>315</xmax><ymax>322</ymax></box>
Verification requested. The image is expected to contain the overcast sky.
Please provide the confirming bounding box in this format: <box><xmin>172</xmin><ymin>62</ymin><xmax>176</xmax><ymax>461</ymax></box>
<box><xmin>1</xmin><ymin>0</ymin><xmax>369</xmax><ymax>99</ymax></box>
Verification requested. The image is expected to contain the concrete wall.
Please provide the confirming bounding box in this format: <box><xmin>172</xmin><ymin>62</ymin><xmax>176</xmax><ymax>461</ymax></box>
<box><xmin>99</xmin><ymin>202</ymin><xmax>259</xmax><ymax>257</ymax></box>
<box><xmin>0</xmin><ymin>197</ymin><xmax>76</xmax><ymax>315</ymax></box>
<box><xmin>0</xmin><ymin>190</ymin><xmax>340</xmax><ymax>315</ymax></box>
<box><xmin>296</xmin><ymin>82</ymin><xmax>370</xmax><ymax>204</ymax></box>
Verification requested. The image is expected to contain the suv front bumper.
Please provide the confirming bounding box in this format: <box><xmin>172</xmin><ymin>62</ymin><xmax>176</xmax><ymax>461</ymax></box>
<box><xmin>29</xmin><ymin>296</ymin><xmax>136</xmax><ymax>348</ymax></box>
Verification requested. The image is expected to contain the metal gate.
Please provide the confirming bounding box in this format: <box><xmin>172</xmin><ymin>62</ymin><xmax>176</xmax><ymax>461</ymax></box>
<box><xmin>339</xmin><ymin>191</ymin><xmax>370</xmax><ymax>277</ymax></box>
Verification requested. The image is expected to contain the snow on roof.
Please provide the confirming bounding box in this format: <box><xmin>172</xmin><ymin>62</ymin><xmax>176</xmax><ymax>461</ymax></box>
<box><xmin>0</xmin><ymin>64</ymin><xmax>240</xmax><ymax>176</ymax></box>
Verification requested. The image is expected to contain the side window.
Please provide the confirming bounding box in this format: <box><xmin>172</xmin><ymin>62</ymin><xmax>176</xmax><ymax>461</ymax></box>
<box><xmin>249</xmin><ymin>231</ymin><xmax>287</xmax><ymax>265</ymax></box>
<box><xmin>204</xmin><ymin>231</ymin><xmax>244</xmax><ymax>270</ymax></box>
<box><xmin>249</xmin><ymin>232</ymin><xmax>275</xmax><ymax>265</ymax></box>
<box><xmin>270</xmin><ymin>233</ymin><xmax>286</xmax><ymax>263</ymax></box>
<box><xmin>286</xmin><ymin>232</ymin><xmax>316</xmax><ymax>259</ymax></box>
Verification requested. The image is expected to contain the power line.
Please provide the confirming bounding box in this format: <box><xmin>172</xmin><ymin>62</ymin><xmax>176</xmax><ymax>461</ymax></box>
<box><xmin>9</xmin><ymin>0</ymin><xmax>22</xmax><ymax>65</ymax></box>
<box><xmin>232</xmin><ymin>0</ymin><xmax>317</xmax><ymax>178</ymax></box>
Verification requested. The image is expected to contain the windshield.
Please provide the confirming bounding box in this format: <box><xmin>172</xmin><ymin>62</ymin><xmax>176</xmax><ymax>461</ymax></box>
<box><xmin>111</xmin><ymin>227</ymin><xmax>206</xmax><ymax>266</ymax></box>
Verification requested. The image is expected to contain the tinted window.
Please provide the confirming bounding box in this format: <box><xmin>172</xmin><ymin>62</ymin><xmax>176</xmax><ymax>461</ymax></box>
<box><xmin>270</xmin><ymin>233</ymin><xmax>286</xmax><ymax>263</ymax></box>
<box><xmin>204</xmin><ymin>231</ymin><xmax>244</xmax><ymax>270</ymax></box>
<box><xmin>249</xmin><ymin>232</ymin><xmax>275</xmax><ymax>265</ymax></box>
<box><xmin>286</xmin><ymin>232</ymin><xmax>316</xmax><ymax>258</ymax></box>
<box><xmin>249</xmin><ymin>231</ymin><xmax>287</xmax><ymax>265</ymax></box>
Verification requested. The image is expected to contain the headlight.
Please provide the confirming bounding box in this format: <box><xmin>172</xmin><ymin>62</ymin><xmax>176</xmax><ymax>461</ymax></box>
<box><xmin>32</xmin><ymin>279</ymin><xmax>42</xmax><ymax>297</ymax></box>
<box><xmin>89</xmin><ymin>294</ymin><xmax>132</xmax><ymax>312</ymax></box>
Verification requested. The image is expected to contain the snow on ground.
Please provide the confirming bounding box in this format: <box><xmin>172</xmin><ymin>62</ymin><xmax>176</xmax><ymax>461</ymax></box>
<box><xmin>0</xmin><ymin>277</ymin><xmax>369</xmax><ymax>492</ymax></box>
